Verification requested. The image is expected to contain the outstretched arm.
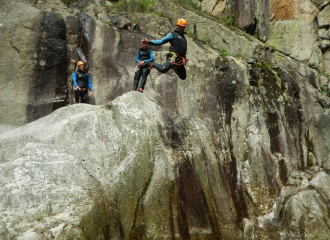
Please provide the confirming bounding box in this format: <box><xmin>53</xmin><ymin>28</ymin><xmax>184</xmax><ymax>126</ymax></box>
<box><xmin>148</xmin><ymin>33</ymin><xmax>174</xmax><ymax>46</ymax></box>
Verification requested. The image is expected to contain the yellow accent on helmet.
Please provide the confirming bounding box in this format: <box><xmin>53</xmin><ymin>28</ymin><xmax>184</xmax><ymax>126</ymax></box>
<box><xmin>77</xmin><ymin>61</ymin><xmax>84</xmax><ymax>66</ymax></box>
<box><xmin>177</xmin><ymin>19</ymin><xmax>187</xmax><ymax>26</ymax></box>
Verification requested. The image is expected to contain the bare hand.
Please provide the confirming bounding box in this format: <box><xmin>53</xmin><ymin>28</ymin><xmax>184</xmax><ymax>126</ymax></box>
<box><xmin>142</xmin><ymin>38</ymin><xmax>149</xmax><ymax>45</ymax></box>
<box><xmin>138</xmin><ymin>61</ymin><xmax>145</xmax><ymax>67</ymax></box>
<box><xmin>89</xmin><ymin>91</ymin><xmax>93</xmax><ymax>98</ymax></box>
<box><xmin>184</xmin><ymin>58</ymin><xmax>189</xmax><ymax>64</ymax></box>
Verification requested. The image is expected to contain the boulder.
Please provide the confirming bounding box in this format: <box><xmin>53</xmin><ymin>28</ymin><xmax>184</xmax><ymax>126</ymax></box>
<box><xmin>318</xmin><ymin>5</ymin><xmax>330</xmax><ymax>27</ymax></box>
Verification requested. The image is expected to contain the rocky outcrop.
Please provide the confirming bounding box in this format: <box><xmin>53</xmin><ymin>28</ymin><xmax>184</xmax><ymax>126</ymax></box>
<box><xmin>2</xmin><ymin>52</ymin><xmax>330</xmax><ymax>238</ymax></box>
<box><xmin>201</xmin><ymin>0</ymin><xmax>330</xmax><ymax>72</ymax></box>
<box><xmin>318</xmin><ymin>5</ymin><xmax>330</xmax><ymax>28</ymax></box>
<box><xmin>1</xmin><ymin>0</ymin><xmax>330</xmax><ymax>239</ymax></box>
<box><xmin>0</xmin><ymin>0</ymin><xmax>69</xmax><ymax>127</ymax></box>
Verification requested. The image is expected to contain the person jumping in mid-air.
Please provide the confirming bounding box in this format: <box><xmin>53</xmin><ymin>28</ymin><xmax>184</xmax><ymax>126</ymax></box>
<box><xmin>132</xmin><ymin>39</ymin><xmax>154</xmax><ymax>93</ymax></box>
<box><xmin>142</xmin><ymin>18</ymin><xmax>189</xmax><ymax>80</ymax></box>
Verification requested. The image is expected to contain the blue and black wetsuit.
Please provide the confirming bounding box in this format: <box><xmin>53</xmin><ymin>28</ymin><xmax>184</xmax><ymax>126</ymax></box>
<box><xmin>72</xmin><ymin>69</ymin><xmax>92</xmax><ymax>103</ymax></box>
<box><xmin>148</xmin><ymin>28</ymin><xmax>187</xmax><ymax>80</ymax></box>
<box><xmin>133</xmin><ymin>47</ymin><xmax>154</xmax><ymax>91</ymax></box>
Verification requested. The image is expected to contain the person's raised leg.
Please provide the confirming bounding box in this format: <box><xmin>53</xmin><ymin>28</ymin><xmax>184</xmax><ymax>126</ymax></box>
<box><xmin>152</xmin><ymin>54</ymin><xmax>173</xmax><ymax>73</ymax></box>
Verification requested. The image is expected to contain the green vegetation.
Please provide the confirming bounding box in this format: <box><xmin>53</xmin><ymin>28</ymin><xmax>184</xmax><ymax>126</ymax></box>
<box><xmin>233</xmin><ymin>53</ymin><xmax>242</xmax><ymax>59</ymax></box>
<box><xmin>175</xmin><ymin>0</ymin><xmax>201</xmax><ymax>11</ymax></box>
<box><xmin>253</xmin><ymin>62</ymin><xmax>274</xmax><ymax>71</ymax></box>
<box><xmin>154</xmin><ymin>11</ymin><xmax>164</xmax><ymax>17</ymax></box>
<box><xmin>132</xmin><ymin>18</ymin><xmax>139</xmax><ymax>25</ymax></box>
<box><xmin>320</xmin><ymin>85</ymin><xmax>329</xmax><ymax>95</ymax></box>
<box><xmin>219</xmin><ymin>49</ymin><xmax>230</xmax><ymax>57</ymax></box>
<box><xmin>222</xmin><ymin>17</ymin><xmax>235</xmax><ymax>27</ymax></box>
<box><xmin>316</xmin><ymin>68</ymin><xmax>330</xmax><ymax>82</ymax></box>
<box><xmin>106</xmin><ymin>0</ymin><xmax>155</xmax><ymax>13</ymax></box>
<box><xmin>200</xmin><ymin>36</ymin><xmax>212</xmax><ymax>46</ymax></box>
<box><xmin>253</xmin><ymin>32</ymin><xmax>259</xmax><ymax>39</ymax></box>
<box><xmin>186</xmin><ymin>30</ymin><xmax>196</xmax><ymax>39</ymax></box>
<box><xmin>264</xmin><ymin>62</ymin><xmax>273</xmax><ymax>70</ymax></box>
<box><xmin>56</xmin><ymin>13</ymin><xmax>63</xmax><ymax>20</ymax></box>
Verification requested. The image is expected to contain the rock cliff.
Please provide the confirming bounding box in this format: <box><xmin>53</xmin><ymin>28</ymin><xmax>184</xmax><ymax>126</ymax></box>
<box><xmin>200</xmin><ymin>0</ymin><xmax>330</xmax><ymax>72</ymax></box>
<box><xmin>1</xmin><ymin>0</ymin><xmax>330</xmax><ymax>239</ymax></box>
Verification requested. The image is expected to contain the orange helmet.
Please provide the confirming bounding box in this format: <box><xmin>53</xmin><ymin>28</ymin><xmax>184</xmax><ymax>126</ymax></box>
<box><xmin>77</xmin><ymin>61</ymin><xmax>84</xmax><ymax>66</ymax></box>
<box><xmin>177</xmin><ymin>19</ymin><xmax>187</xmax><ymax>26</ymax></box>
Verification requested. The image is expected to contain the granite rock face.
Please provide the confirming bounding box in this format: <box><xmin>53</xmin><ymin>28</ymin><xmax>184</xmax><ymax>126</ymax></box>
<box><xmin>0</xmin><ymin>0</ymin><xmax>70</xmax><ymax>127</ymax></box>
<box><xmin>1</xmin><ymin>0</ymin><xmax>330</xmax><ymax>239</ymax></box>
<box><xmin>201</xmin><ymin>0</ymin><xmax>330</xmax><ymax>72</ymax></box>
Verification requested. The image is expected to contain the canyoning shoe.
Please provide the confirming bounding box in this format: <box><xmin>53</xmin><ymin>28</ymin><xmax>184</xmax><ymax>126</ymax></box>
<box><xmin>138</xmin><ymin>88</ymin><xmax>143</xmax><ymax>93</ymax></box>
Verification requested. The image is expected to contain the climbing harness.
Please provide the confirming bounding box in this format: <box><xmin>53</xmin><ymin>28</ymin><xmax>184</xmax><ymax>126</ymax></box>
<box><xmin>169</xmin><ymin>52</ymin><xmax>188</xmax><ymax>68</ymax></box>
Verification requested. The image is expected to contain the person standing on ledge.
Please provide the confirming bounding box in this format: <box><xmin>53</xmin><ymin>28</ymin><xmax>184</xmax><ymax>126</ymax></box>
<box><xmin>142</xmin><ymin>18</ymin><xmax>189</xmax><ymax>80</ymax></box>
<box><xmin>72</xmin><ymin>61</ymin><xmax>93</xmax><ymax>104</ymax></box>
<box><xmin>132</xmin><ymin>39</ymin><xmax>154</xmax><ymax>93</ymax></box>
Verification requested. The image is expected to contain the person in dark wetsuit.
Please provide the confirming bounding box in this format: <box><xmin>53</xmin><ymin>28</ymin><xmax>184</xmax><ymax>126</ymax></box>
<box><xmin>142</xmin><ymin>18</ymin><xmax>189</xmax><ymax>80</ymax></box>
<box><xmin>132</xmin><ymin>40</ymin><xmax>154</xmax><ymax>93</ymax></box>
<box><xmin>72</xmin><ymin>61</ymin><xmax>93</xmax><ymax>103</ymax></box>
